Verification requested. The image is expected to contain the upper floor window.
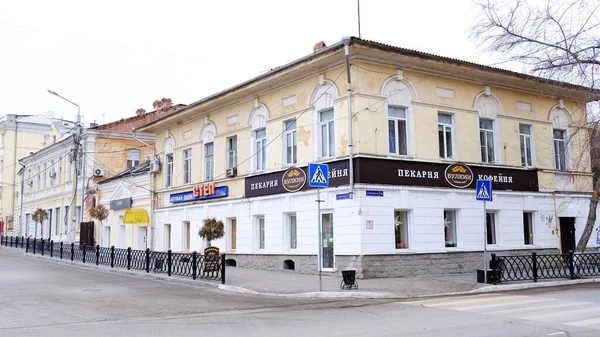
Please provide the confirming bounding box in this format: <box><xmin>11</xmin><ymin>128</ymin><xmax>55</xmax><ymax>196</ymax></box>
<box><xmin>519</xmin><ymin>124</ymin><xmax>533</xmax><ymax>167</ymax></box>
<box><xmin>127</xmin><ymin>149</ymin><xmax>141</xmax><ymax>169</ymax></box>
<box><xmin>227</xmin><ymin>136</ymin><xmax>237</xmax><ymax>169</ymax></box>
<box><xmin>165</xmin><ymin>154</ymin><xmax>174</xmax><ymax>187</ymax></box>
<box><xmin>438</xmin><ymin>113</ymin><xmax>453</xmax><ymax>159</ymax></box>
<box><xmin>388</xmin><ymin>106</ymin><xmax>407</xmax><ymax>155</ymax></box>
<box><xmin>183</xmin><ymin>149</ymin><xmax>192</xmax><ymax>184</ymax></box>
<box><xmin>553</xmin><ymin>129</ymin><xmax>567</xmax><ymax>170</ymax></box>
<box><xmin>0</xmin><ymin>159</ymin><xmax>3</xmax><ymax>175</ymax></box>
<box><xmin>27</xmin><ymin>168</ymin><xmax>32</xmax><ymax>192</ymax></box>
<box><xmin>319</xmin><ymin>109</ymin><xmax>335</xmax><ymax>158</ymax></box>
<box><xmin>284</xmin><ymin>120</ymin><xmax>297</xmax><ymax>164</ymax></box>
<box><xmin>66</xmin><ymin>155</ymin><xmax>72</xmax><ymax>182</ymax></box>
<box><xmin>57</xmin><ymin>158</ymin><xmax>62</xmax><ymax>184</ymax></box>
<box><xmin>254</xmin><ymin>128</ymin><xmax>267</xmax><ymax>171</ymax></box>
<box><xmin>37</xmin><ymin>166</ymin><xmax>41</xmax><ymax>190</ymax></box>
<box><xmin>50</xmin><ymin>160</ymin><xmax>55</xmax><ymax>186</ymax></box>
<box><xmin>0</xmin><ymin>133</ymin><xmax>4</xmax><ymax>148</ymax></box>
<box><xmin>479</xmin><ymin>119</ymin><xmax>495</xmax><ymax>163</ymax></box>
<box><xmin>205</xmin><ymin>143</ymin><xmax>214</xmax><ymax>181</ymax></box>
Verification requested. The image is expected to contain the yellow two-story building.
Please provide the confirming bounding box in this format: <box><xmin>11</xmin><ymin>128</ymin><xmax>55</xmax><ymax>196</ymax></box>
<box><xmin>140</xmin><ymin>38</ymin><xmax>599</xmax><ymax>278</ymax></box>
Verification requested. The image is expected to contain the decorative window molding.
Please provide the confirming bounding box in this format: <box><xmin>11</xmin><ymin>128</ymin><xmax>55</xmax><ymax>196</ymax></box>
<box><xmin>200</xmin><ymin>121</ymin><xmax>217</xmax><ymax>144</ymax></box>
<box><xmin>248</xmin><ymin>104</ymin><xmax>269</xmax><ymax>130</ymax></box>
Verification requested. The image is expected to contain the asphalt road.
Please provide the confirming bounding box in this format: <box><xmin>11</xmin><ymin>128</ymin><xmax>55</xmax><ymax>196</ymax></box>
<box><xmin>1</xmin><ymin>247</ymin><xmax>599</xmax><ymax>337</ymax></box>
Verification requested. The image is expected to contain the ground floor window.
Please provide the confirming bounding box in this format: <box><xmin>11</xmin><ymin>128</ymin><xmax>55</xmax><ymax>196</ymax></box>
<box><xmin>286</xmin><ymin>213</ymin><xmax>297</xmax><ymax>250</ymax></box>
<box><xmin>164</xmin><ymin>224</ymin><xmax>171</xmax><ymax>250</ymax></box>
<box><xmin>103</xmin><ymin>226</ymin><xmax>111</xmax><ymax>247</ymax></box>
<box><xmin>119</xmin><ymin>225</ymin><xmax>126</xmax><ymax>248</ymax></box>
<box><xmin>54</xmin><ymin>207</ymin><xmax>60</xmax><ymax>236</ymax></box>
<box><xmin>394</xmin><ymin>210</ymin><xmax>409</xmax><ymax>249</ymax></box>
<box><xmin>183</xmin><ymin>221</ymin><xmax>190</xmax><ymax>250</ymax></box>
<box><xmin>486</xmin><ymin>212</ymin><xmax>497</xmax><ymax>245</ymax></box>
<box><xmin>228</xmin><ymin>218</ymin><xmax>237</xmax><ymax>250</ymax></box>
<box><xmin>321</xmin><ymin>213</ymin><xmax>334</xmax><ymax>269</ymax></box>
<box><xmin>444</xmin><ymin>210</ymin><xmax>457</xmax><ymax>248</ymax></box>
<box><xmin>523</xmin><ymin>212</ymin><xmax>533</xmax><ymax>245</ymax></box>
<box><xmin>256</xmin><ymin>216</ymin><xmax>265</xmax><ymax>250</ymax></box>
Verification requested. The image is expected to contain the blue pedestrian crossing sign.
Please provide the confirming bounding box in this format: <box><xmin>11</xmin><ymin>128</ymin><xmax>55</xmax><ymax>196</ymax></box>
<box><xmin>308</xmin><ymin>163</ymin><xmax>329</xmax><ymax>187</ymax></box>
<box><xmin>475</xmin><ymin>180</ymin><xmax>493</xmax><ymax>201</ymax></box>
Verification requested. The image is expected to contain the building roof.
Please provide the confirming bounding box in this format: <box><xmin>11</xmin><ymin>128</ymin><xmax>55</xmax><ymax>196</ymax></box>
<box><xmin>138</xmin><ymin>37</ymin><xmax>600</xmax><ymax>132</ymax></box>
<box><xmin>98</xmin><ymin>161</ymin><xmax>150</xmax><ymax>185</ymax></box>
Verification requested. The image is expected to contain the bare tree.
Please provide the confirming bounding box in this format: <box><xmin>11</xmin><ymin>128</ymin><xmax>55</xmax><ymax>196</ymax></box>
<box><xmin>470</xmin><ymin>0</ymin><xmax>600</xmax><ymax>252</ymax></box>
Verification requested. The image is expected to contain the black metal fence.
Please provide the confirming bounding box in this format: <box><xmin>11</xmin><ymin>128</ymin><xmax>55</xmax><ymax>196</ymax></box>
<box><xmin>492</xmin><ymin>251</ymin><xmax>600</xmax><ymax>284</ymax></box>
<box><xmin>0</xmin><ymin>235</ymin><xmax>225</xmax><ymax>284</ymax></box>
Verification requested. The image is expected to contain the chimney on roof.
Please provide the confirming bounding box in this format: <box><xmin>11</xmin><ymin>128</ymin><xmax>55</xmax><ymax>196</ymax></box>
<box><xmin>152</xmin><ymin>98</ymin><xmax>173</xmax><ymax>112</ymax></box>
<box><xmin>313</xmin><ymin>41</ymin><xmax>327</xmax><ymax>53</ymax></box>
<box><xmin>135</xmin><ymin>108</ymin><xmax>146</xmax><ymax>117</ymax></box>
<box><xmin>90</xmin><ymin>122</ymin><xmax>97</xmax><ymax>128</ymax></box>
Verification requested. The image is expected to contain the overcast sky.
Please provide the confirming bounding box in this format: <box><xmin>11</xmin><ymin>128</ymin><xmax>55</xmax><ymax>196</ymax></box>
<box><xmin>0</xmin><ymin>0</ymin><xmax>520</xmax><ymax>126</ymax></box>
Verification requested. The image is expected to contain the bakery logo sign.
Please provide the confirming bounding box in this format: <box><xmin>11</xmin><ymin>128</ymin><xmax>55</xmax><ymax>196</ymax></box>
<box><xmin>282</xmin><ymin>167</ymin><xmax>306</xmax><ymax>192</ymax></box>
<box><xmin>444</xmin><ymin>163</ymin><xmax>474</xmax><ymax>188</ymax></box>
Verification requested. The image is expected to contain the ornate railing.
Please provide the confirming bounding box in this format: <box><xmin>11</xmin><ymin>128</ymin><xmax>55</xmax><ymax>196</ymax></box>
<box><xmin>0</xmin><ymin>235</ymin><xmax>225</xmax><ymax>284</ymax></box>
<box><xmin>492</xmin><ymin>251</ymin><xmax>600</xmax><ymax>284</ymax></box>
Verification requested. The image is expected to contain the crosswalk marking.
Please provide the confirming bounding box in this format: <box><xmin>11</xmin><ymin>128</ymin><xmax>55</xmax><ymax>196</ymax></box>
<box><xmin>519</xmin><ymin>307</ymin><xmax>600</xmax><ymax>321</ymax></box>
<box><xmin>566</xmin><ymin>317</ymin><xmax>600</xmax><ymax>327</ymax></box>
<box><xmin>485</xmin><ymin>301</ymin><xmax>583</xmax><ymax>315</ymax></box>
<box><xmin>403</xmin><ymin>294</ymin><xmax>600</xmax><ymax>330</ymax></box>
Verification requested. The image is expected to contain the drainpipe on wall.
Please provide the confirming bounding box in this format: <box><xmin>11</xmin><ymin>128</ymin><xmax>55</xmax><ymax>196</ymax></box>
<box><xmin>343</xmin><ymin>36</ymin><xmax>354</xmax><ymax>198</ymax></box>
<box><xmin>11</xmin><ymin>118</ymin><xmax>19</xmax><ymax>234</ymax></box>
<box><xmin>132</xmin><ymin>127</ymin><xmax>155</xmax><ymax>250</ymax></box>
<box><xmin>18</xmin><ymin>160</ymin><xmax>25</xmax><ymax>237</ymax></box>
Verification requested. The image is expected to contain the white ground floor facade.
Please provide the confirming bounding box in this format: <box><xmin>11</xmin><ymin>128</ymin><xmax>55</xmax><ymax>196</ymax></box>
<box><xmin>153</xmin><ymin>183</ymin><xmax>599</xmax><ymax>274</ymax></box>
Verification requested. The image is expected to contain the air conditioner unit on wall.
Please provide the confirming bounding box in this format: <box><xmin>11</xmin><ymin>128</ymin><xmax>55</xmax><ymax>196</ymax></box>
<box><xmin>149</xmin><ymin>160</ymin><xmax>161</xmax><ymax>173</ymax></box>
<box><xmin>226</xmin><ymin>167</ymin><xmax>237</xmax><ymax>178</ymax></box>
<box><xmin>93</xmin><ymin>168</ymin><xmax>105</xmax><ymax>177</ymax></box>
<box><xmin>49</xmin><ymin>169</ymin><xmax>56</xmax><ymax>178</ymax></box>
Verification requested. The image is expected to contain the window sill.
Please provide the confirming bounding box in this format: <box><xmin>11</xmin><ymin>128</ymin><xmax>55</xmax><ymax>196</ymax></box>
<box><xmin>395</xmin><ymin>248</ymin><xmax>414</xmax><ymax>253</ymax></box>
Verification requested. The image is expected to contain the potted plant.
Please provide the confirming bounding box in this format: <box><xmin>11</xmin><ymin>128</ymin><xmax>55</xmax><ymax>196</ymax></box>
<box><xmin>32</xmin><ymin>208</ymin><xmax>48</xmax><ymax>238</ymax></box>
<box><xmin>198</xmin><ymin>217</ymin><xmax>225</xmax><ymax>246</ymax></box>
<box><xmin>89</xmin><ymin>205</ymin><xmax>109</xmax><ymax>246</ymax></box>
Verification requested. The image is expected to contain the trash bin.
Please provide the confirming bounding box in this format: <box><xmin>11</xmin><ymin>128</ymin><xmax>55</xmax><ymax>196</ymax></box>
<box><xmin>340</xmin><ymin>270</ymin><xmax>358</xmax><ymax>290</ymax></box>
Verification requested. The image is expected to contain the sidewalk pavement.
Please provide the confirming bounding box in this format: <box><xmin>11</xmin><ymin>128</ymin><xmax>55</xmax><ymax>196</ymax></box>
<box><xmin>12</xmin><ymin>248</ymin><xmax>600</xmax><ymax>300</ymax></box>
<box><xmin>220</xmin><ymin>266</ymin><xmax>600</xmax><ymax>299</ymax></box>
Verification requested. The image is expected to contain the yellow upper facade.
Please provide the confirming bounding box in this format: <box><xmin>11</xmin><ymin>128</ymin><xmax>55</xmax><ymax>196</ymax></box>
<box><xmin>141</xmin><ymin>38</ymin><xmax>597</xmax><ymax>202</ymax></box>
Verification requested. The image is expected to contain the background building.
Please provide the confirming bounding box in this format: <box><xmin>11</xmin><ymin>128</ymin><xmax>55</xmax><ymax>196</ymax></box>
<box><xmin>0</xmin><ymin>113</ymin><xmax>74</xmax><ymax>237</ymax></box>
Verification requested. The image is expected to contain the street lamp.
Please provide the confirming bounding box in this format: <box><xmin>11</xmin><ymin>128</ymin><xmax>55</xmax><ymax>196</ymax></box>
<box><xmin>48</xmin><ymin>89</ymin><xmax>82</xmax><ymax>243</ymax></box>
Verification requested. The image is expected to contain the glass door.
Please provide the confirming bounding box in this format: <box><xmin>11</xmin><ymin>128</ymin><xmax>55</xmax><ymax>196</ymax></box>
<box><xmin>321</xmin><ymin>213</ymin><xmax>334</xmax><ymax>270</ymax></box>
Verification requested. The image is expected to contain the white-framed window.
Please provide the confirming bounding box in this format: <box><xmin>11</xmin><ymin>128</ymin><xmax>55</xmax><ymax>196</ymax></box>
<box><xmin>319</xmin><ymin>109</ymin><xmax>335</xmax><ymax>158</ymax></box>
<box><xmin>486</xmin><ymin>212</ymin><xmax>497</xmax><ymax>245</ymax></box>
<box><xmin>204</xmin><ymin>142</ymin><xmax>214</xmax><ymax>181</ymax></box>
<box><xmin>43</xmin><ymin>163</ymin><xmax>47</xmax><ymax>188</ymax></box>
<box><xmin>76</xmin><ymin>206</ymin><xmax>81</xmax><ymax>231</ymax></box>
<box><xmin>228</xmin><ymin>218</ymin><xmax>237</xmax><ymax>251</ymax></box>
<box><xmin>183</xmin><ymin>148</ymin><xmax>192</xmax><ymax>184</ymax></box>
<box><xmin>444</xmin><ymin>210</ymin><xmax>457</xmax><ymax>248</ymax></box>
<box><xmin>256</xmin><ymin>216</ymin><xmax>265</xmax><ymax>250</ymax></box>
<box><xmin>438</xmin><ymin>113</ymin><xmax>453</xmax><ymax>159</ymax></box>
<box><xmin>27</xmin><ymin>168</ymin><xmax>32</xmax><ymax>192</ymax></box>
<box><xmin>227</xmin><ymin>136</ymin><xmax>237</xmax><ymax>169</ymax></box>
<box><xmin>0</xmin><ymin>133</ymin><xmax>4</xmax><ymax>148</ymax></box>
<box><xmin>523</xmin><ymin>212</ymin><xmax>533</xmax><ymax>245</ymax></box>
<box><xmin>479</xmin><ymin>119</ymin><xmax>495</xmax><ymax>163</ymax></box>
<box><xmin>553</xmin><ymin>129</ymin><xmax>567</xmax><ymax>170</ymax></box>
<box><xmin>394</xmin><ymin>210</ymin><xmax>409</xmax><ymax>249</ymax></box>
<box><xmin>388</xmin><ymin>106</ymin><xmax>408</xmax><ymax>155</ymax></box>
<box><xmin>165</xmin><ymin>154</ymin><xmax>173</xmax><ymax>188</ymax></box>
<box><xmin>519</xmin><ymin>124</ymin><xmax>533</xmax><ymax>167</ymax></box>
<box><xmin>37</xmin><ymin>166</ymin><xmax>41</xmax><ymax>190</ymax></box>
<box><xmin>286</xmin><ymin>213</ymin><xmax>297</xmax><ymax>250</ymax></box>
<box><xmin>55</xmin><ymin>207</ymin><xmax>61</xmax><ymax>236</ymax></box>
<box><xmin>0</xmin><ymin>159</ymin><xmax>3</xmax><ymax>175</ymax></box>
<box><xmin>284</xmin><ymin>120</ymin><xmax>297</xmax><ymax>164</ymax></box>
<box><xmin>164</xmin><ymin>224</ymin><xmax>171</xmax><ymax>250</ymax></box>
<box><xmin>127</xmin><ymin>149</ymin><xmax>141</xmax><ymax>169</ymax></box>
<box><xmin>64</xmin><ymin>206</ymin><xmax>69</xmax><ymax>235</ymax></box>
<box><xmin>66</xmin><ymin>155</ymin><xmax>72</xmax><ymax>182</ymax></box>
<box><xmin>25</xmin><ymin>213</ymin><xmax>30</xmax><ymax>237</ymax></box>
<box><xmin>57</xmin><ymin>158</ymin><xmax>62</xmax><ymax>184</ymax></box>
<box><xmin>183</xmin><ymin>221</ymin><xmax>190</xmax><ymax>250</ymax></box>
<box><xmin>49</xmin><ymin>160</ymin><xmax>55</xmax><ymax>186</ymax></box>
<box><xmin>254</xmin><ymin>128</ymin><xmax>267</xmax><ymax>171</ymax></box>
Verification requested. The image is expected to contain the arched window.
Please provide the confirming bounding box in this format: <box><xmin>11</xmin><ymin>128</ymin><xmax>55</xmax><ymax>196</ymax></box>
<box><xmin>310</xmin><ymin>80</ymin><xmax>338</xmax><ymax>159</ymax></box>
<box><xmin>248</xmin><ymin>104</ymin><xmax>269</xmax><ymax>171</ymax></box>
<box><xmin>549</xmin><ymin>105</ymin><xmax>572</xmax><ymax>170</ymax></box>
<box><xmin>382</xmin><ymin>74</ymin><xmax>418</xmax><ymax>156</ymax></box>
<box><xmin>474</xmin><ymin>90</ymin><xmax>503</xmax><ymax>163</ymax></box>
<box><xmin>163</xmin><ymin>136</ymin><xmax>175</xmax><ymax>188</ymax></box>
<box><xmin>201</xmin><ymin>122</ymin><xmax>217</xmax><ymax>181</ymax></box>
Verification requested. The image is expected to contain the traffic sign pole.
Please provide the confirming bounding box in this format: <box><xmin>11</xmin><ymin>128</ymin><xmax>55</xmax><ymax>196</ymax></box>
<box><xmin>483</xmin><ymin>200</ymin><xmax>487</xmax><ymax>284</ymax></box>
<box><xmin>317</xmin><ymin>188</ymin><xmax>322</xmax><ymax>292</ymax></box>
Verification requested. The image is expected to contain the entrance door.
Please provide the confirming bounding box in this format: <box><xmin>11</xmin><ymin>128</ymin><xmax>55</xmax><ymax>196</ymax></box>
<box><xmin>321</xmin><ymin>213</ymin><xmax>335</xmax><ymax>270</ymax></box>
<box><xmin>80</xmin><ymin>221</ymin><xmax>95</xmax><ymax>245</ymax></box>
<box><xmin>137</xmin><ymin>226</ymin><xmax>148</xmax><ymax>250</ymax></box>
<box><xmin>102</xmin><ymin>226</ymin><xmax>111</xmax><ymax>247</ymax></box>
<box><xmin>559</xmin><ymin>217</ymin><xmax>576</xmax><ymax>253</ymax></box>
